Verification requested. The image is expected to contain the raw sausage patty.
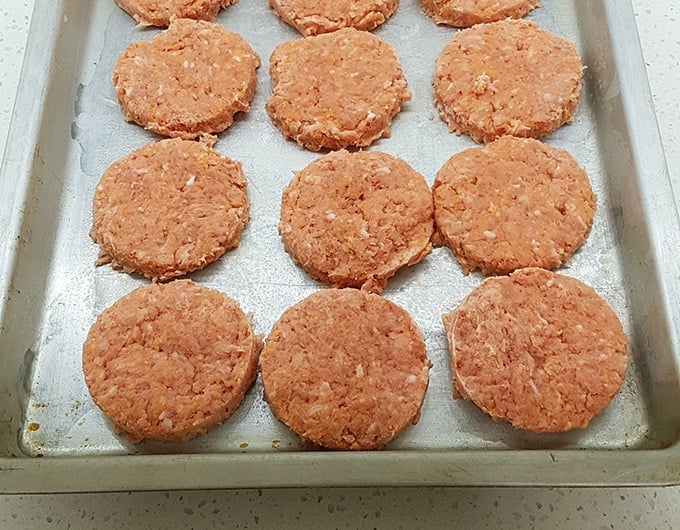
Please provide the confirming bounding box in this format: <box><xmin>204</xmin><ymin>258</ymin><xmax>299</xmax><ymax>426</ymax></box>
<box><xmin>91</xmin><ymin>138</ymin><xmax>249</xmax><ymax>281</ymax></box>
<box><xmin>269</xmin><ymin>0</ymin><xmax>398</xmax><ymax>36</ymax></box>
<box><xmin>115</xmin><ymin>0</ymin><xmax>236</xmax><ymax>27</ymax></box>
<box><xmin>113</xmin><ymin>18</ymin><xmax>260</xmax><ymax>140</ymax></box>
<box><xmin>261</xmin><ymin>288</ymin><xmax>431</xmax><ymax>450</ymax></box>
<box><xmin>420</xmin><ymin>0</ymin><xmax>539</xmax><ymax>27</ymax></box>
<box><xmin>82</xmin><ymin>280</ymin><xmax>261</xmax><ymax>443</ymax></box>
<box><xmin>266</xmin><ymin>28</ymin><xmax>411</xmax><ymax>151</ymax></box>
<box><xmin>442</xmin><ymin>268</ymin><xmax>628</xmax><ymax>433</ymax></box>
<box><xmin>279</xmin><ymin>150</ymin><xmax>434</xmax><ymax>293</ymax></box>
<box><xmin>433</xmin><ymin>136</ymin><xmax>595</xmax><ymax>275</ymax></box>
<box><xmin>433</xmin><ymin>19</ymin><xmax>582</xmax><ymax>143</ymax></box>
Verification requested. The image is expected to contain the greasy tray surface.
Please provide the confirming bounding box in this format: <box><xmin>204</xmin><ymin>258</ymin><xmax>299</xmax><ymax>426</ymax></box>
<box><xmin>1</xmin><ymin>0</ymin><xmax>679</xmax><ymax>491</ymax></box>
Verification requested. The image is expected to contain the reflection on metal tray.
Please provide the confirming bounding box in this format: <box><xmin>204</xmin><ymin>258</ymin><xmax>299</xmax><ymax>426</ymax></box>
<box><xmin>1</xmin><ymin>0</ymin><xmax>679</xmax><ymax>492</ymax></box>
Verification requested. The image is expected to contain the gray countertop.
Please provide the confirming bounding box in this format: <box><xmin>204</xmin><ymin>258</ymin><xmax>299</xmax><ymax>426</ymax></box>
<box><xmin>1</xmin><ymin>1</ymin><xmax>679</xmax><ymax>528</ymax></box>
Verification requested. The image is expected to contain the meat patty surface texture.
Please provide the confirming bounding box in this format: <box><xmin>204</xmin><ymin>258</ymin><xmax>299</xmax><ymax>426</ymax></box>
<box><xmin>433</xmin><ymin>19</ymin><xmax>582</xmax><ymax>143</ymax></box>
<box><xmin>420</xmin><ymin>0</ymin><xmax>539</xmax><ymax>27</ymax></box>
<box><xmin>113</xmin><ymin>18</ymin><xmax>260</xmax><ymax>140</ymax></box>
<box><xmin>279</xmin><ymin>149</ymin><xmax>434</xmax><ymax>293</ymax></box>
<box><xmin>82</xmin><ymin>280</ymin><xmax>262</xmax><ymax>443</ymax></box>
<box><xmin>269</xmin><ymin>0</ymin><xmax>398</xmax><ymax>35</ymax></box>
<box><xmin>91</xmin><ymin>138</ymin><xmax>249</xmax><ymax>281</ymax></box>
<box><xmin>433</xmin><ymin>136</ymin><xmax>595</xmax><ymax>275</ymax></box>
<box><xmin>442</xmin><ymin>268</ymin><xmax>628</xmax><ymax>433</ymax></box>
<box><xmin>115</xmin><ymin>0</ymin><xmax>237</xmax><ymax>27</ymax></box>
<box><xmin>266</xmin><ymin>27</ymin><xmax>411</xmax><ymax>151</ymax></box>
<box><xmin>261</xmin><ymin>288</ymin><xmax>431</xmax><ymax>450</ymax></box>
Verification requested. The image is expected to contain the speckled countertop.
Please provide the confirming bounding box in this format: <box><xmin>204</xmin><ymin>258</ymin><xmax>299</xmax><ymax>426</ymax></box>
<box><xmin>1</xmin><ymin>1</ymin><xmax>679</xmax><ymax>528</ymax></box>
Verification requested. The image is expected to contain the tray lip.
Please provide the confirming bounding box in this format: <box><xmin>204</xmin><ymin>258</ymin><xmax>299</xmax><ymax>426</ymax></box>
<box><xmin>1</xmin><ymin>0</ymin><xmax>680</xmax><ymax>492</ymax></box>
<box><xmin>1</xmin><ymin>444</ymin><xmax>680</xmax><ymax>493</ymax></box>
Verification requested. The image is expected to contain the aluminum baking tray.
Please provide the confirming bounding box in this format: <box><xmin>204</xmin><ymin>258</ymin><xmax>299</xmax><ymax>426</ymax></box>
<box><xmin>1</xmin><ymin>0</ymin><xmax>679</xmax><ymax>493</ymax></box>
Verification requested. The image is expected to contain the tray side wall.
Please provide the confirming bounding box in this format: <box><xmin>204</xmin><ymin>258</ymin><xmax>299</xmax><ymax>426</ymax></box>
<box><xmin>578</xmin><ymin>0</ymin><xmax>680</xmax><ymax>447</ymax></box>
<box><xmin>0</xmin><ymin>0</ymin><xmax>96</xmax><ymax>456</ymax></box>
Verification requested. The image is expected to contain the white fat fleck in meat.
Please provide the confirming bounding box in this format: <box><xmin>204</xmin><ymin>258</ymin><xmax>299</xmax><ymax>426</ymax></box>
<box><xmin>233</xmin><ymin>56</ymin><xmax>241</xmax><ymax>63</ymax></box>
<box><xmin>307</xmin><ymin>404</ymin><xmax>327</xmax><ymax>417</ymax></box>
<box><xmin>483</xmin><ymin>230</ymin><xmax>496</xmax><ymax>239</ymax></box>
<box><xmin>282</xmin><ymin>224</ymin><xmax>293</xmax><ymax>234</ymax></box>
<box><xmin>355</xmin><ymin>364</ymin><xmax>365</xmax><ymax>377</ymax></box>
<box><xmin>183</xmin><ymin>60</ymin><xmax>190</xmax><ymax>68</ymax></box>
<box><xmin>185</xmin><ymin>175</ymin><xmax>196</xmax><ymax>187</ymax></box>
<box><xmin>376</xmin><ymin>166</ymin><xmax>391</xmax><ymax>174</ymax></box>
<box><xmin>161</xmin><ymin>418</ymin><xmax>174</xmax><ymax>430</ymax></box>
<box><xmin>366</xmin><ymin>110</ymin><xmax>376</xmax><ymax>120</ymax></box>
<box><xmin>529</xmin><ymin>380</ymin><xmax>539</xmax><ymax>394</ymax></box>
<box><xmin>303</xmin><ymin>174</ymin><xmax>321</xmax><ymax>184</ymax></box>
<box><xmin>359</xmin><ymin>227</ymin><xmax>370</xmax><ymax>238</ymax></box>
<box><xmin>325</xmin><ymin>211</ymin><xmax>336</xmax><ymax>221</ymax></box>
<box><xmin>472</xmin><ymin>74</ymin><xmax>491</xmax><ymax>95</ymax></box>
<box><xmin>406</xmin><ymin>374</ymin><xmax>417</xmax><ymax>384</ymax></box>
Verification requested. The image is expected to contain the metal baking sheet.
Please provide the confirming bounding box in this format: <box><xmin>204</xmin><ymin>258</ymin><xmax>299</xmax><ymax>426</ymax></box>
<box><xmin>1</xmin><ymin>0</ymin><xmax>680</xmax><ymax>492</ymax></box>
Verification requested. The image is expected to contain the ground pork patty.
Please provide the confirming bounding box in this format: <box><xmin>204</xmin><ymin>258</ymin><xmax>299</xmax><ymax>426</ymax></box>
<box><xmin>433</xmin><ymin>19</ymin><xmax>582</xmax><ymax>143</ymax></box>
<box><xmin>115</xmin><ymin>0</ymin><xmax>237</xmax><ymax>27</ymax></box>
<box><xmin>82</xmin><ymin>280</ymin><xmax>262</xmax><ymax>443</ymax></box>
<box><xmin>269</xmin><ymin>0</ymin><xmax>398</xmax><ymax>36</ymax></box>
<box><xmin>442</xmin><ymin>268</ymin><xmax>628</xmax><ymax>433</ymax></box>
<box><xmin>261</xmin><ymin>288</ymin><xmax>430</xmax><ymax>450</ymax></box>
<box><xmin>113</xmin><ymin>18</ymin><xmax>260</xmax><ymax>140</ymax></box>
<box><xmin>432</xmin><ymin>136</ymin><xmax>595</xmax><ymax>275</ymax></box>
<box><xmin>266</xmin><ymin>27</ymin><xmax>411</xmax><ymax>151</ymax></box>
<box><xmin>279</xmin><ymin>150</ymin><xmax>434</xmax><ymax>293</ymax></box>
<box><xmin>91</xmin><ymin>138</ymin><xmax>249</xmax><ymax>281</ymax></box>
<box><xmin>420</xmin><ymin>0</ymin><xmax>539</xmax><ymax>27</ymax></box>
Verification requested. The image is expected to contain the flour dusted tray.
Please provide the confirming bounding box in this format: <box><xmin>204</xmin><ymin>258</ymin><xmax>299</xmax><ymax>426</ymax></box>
<box><xmin>1</xmin><ymin>0</ymin><xmax>679</xmax><ymax>492</ymax></box>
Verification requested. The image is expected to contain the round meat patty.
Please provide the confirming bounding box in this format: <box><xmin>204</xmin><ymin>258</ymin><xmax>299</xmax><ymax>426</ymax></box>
<box><xmin>261</xmin><ymin>288</ymin><xmax>431</xmax><ymax>450</ymax></box>
<box><xmin>266</xmin><ymin>27</ymin><xmax>411</xmax><ymax>152</ymax></box>
<box><xmin>433</xmin><ymin>19</ymin><xmax>582</xmax><ymax>143</ymax></box>
<box><xmin>113</xmin><ymin>18</ymin><xmax>260</xmax><ymax>140</ymax></box>
<box><xmin>442</xmin><ymin>268</ymin><xmax>628</xmax><ymax>433</ymax></box>
<box><xmin>420</xmin><ymin>0</ymin><xmax>539</xmax><ymax>27</ymax></box>
<box><xmin>269</xmin><ymin>0</ymin><xmax>398</xmax><ymax>36</ymax></box>
<box><xmin>82</xmin><ymin>280</ymin><xmax>262</xmax><ymax>443</ymax></box>
<box><xmin>279</xmin><ymin>150</ymin><xmax>434</xmax><ymax>293</ymax></box>
<box><xmin>91</xmin><ymin>138</ymin><xmax>249</xmax><ymax>281</ymax></box>
<box><xmin>432</xmin><ymin>136</ymin><xmax>595</xmax><ymax>275</ymax></box>
<box><xmin>115</xmin><ymin>0</ymin><xmax>236</xmax><ymax>27</ymax></box>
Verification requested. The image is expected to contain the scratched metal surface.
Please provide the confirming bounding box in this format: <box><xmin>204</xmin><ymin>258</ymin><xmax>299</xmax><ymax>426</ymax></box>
<box><xmin>1</xmin><ymin>0</ymin><xmax>679</xmax><ymax>490</ymax></box>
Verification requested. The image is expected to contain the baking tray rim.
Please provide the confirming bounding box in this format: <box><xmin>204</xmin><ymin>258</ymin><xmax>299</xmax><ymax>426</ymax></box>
<box><xmin>1</xmin><ymin>0</ymin><xmax>680</xmax><ymax>492</ymax></box>
<box><xmin>2</xmin><ymin>446</ymin><xmax>680</xmax><ymax>493</ymax></box>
